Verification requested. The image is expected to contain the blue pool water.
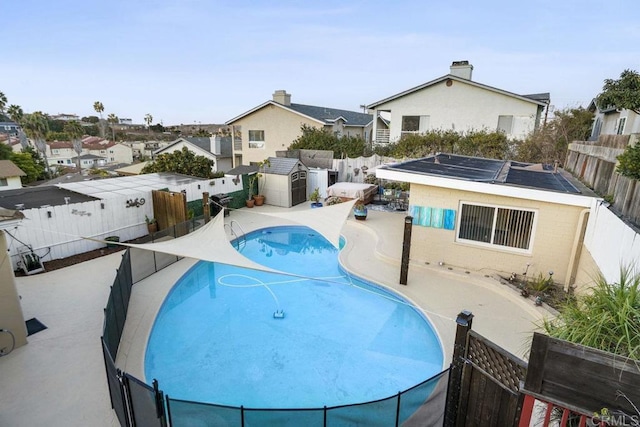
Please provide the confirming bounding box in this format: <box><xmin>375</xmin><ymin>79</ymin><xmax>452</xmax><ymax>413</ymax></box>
<box><xmin>145</xmin><ymin>226</ymin><xmax>443</xmax><ymax>408</ymax></box>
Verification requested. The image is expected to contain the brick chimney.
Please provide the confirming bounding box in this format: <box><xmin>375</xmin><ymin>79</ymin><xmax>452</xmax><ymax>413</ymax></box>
<box><xmin>449</xmin><ymin>61</ymin><xmax>473</xmax><ymax>80</ymax></box>
<box><xmin>272</xmin><ymin>90</ymin><xmax>291</xmax><ymax>106</ymax></box>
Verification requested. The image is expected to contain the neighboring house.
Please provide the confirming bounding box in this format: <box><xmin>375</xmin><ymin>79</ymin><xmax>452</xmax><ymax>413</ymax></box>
<box><xmin>367</xmin><ymin>61</ymin><xmax>550</xmax><ymax>144</ymax></box>
<box><xmin>50</xmin><ymin>113</ymin><xmax>80</xmax><ymax>122</ymax></box>
<box><xmin>0</xmin><ymin>160</ymin><xmax>26</xmax><ymax>191</ymax></box>
<box><xmin>588</xmin><ymin>99</ymin><xmax>640</xmax><ymax>141</ymax></box>
<box><xmin>153</xmin><ymin>136</ymin><xmax>233</xmax><ymax>172</ymax></box>
<box><xmin>0</xmin><ymin>121</ymin><xmax>21</xmax><ymax>136</ymax></box>
<box><xmin>226</xmin><ymin>90</ymin><xmax>374</xmax><ymax>168</ymax></box>
<box><xmin>47</xmin><ymin>141</ymin><xmax>133</xmax><ymax>169</ymax></box>
<box><xmin>376</xmin><ymin>153</ymin><xmax>598</xmax><ymax>289</ymax></box>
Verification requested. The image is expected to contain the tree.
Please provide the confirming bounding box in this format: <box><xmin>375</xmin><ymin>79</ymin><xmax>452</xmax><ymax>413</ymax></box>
<box><xmin>22</xmin><ymin>111</ymin><xmax>51</xmax><ymax>177</ymax></box>
<box><xmin>81</xmin><ymin>115</ymin><xmax>100</xmax><ymax>124</ymax></box>
<box><xmin>9</xmin><ymin>151</ymin><xmax>44</xmax><ymax>183</ymax></box>
<box><xmin>616</xmin><ymin>142</ymin><xmax>640</xmax><ymax>179</ymax></box>
<box><xmin>64</xmin><ymin>120</ymin><xmax>85</xmax><ymax>172</ymax></box>
<box><xmin>93</xmin><ymin>101</ymin><xmax>105</xmax><ymax>137</ymax></box>
<box><xmin>107</xmin><ymin>113</ymin><xmax>119</xmax><ymax>141</ymax></box>
<box><xmin>543</xmin><ymin>267</ymin><xmax>640</xmax><ymax>360</ymax></box>
<box><xmin>0</xmin><ymin>141</ymin><xmax>12</xmax><ymax>159</ymax></box>
<box><xmin>0</xmin><ymin>91</ymin><xmax>7</xmax><ymax>118</ymax></box>
<box><xmin>193</xmin><ymin>128</ymin><xmax>211</xmax><ymax>137</ymax></box>
<box><xmin>144</xmin><ymin>114</ymin><xmax>153</xmax><ymax>134</ymax></box>
<box><xmin>515</xmin><ymin>107</ymin><xmax>594</xmax><ymax>164</ymax></box>
<box><xmin>7</xmin><ymin>104</ymin><xmax>23</xmax><ymax>123</ymax></box>
<box><xmin>141</xmin><ymin>147</ymin><xmax>213</xmax><ymax>178</ymax></box>
<box><xmin>596</xmin><ymin>69</ymin><xmax>640</xmax><ymax>114</ymax></box>
<box><xmin>289</xmin><ymin>125</ymin><xmax>367</xmax><ymax>158</ymax></box>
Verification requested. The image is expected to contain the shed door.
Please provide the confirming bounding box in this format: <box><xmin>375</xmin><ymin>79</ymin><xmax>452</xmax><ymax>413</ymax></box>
<box><xmin>291</xmin><ymin>171</ymin><xmax>307</xmax><ymax>206</ymax></box>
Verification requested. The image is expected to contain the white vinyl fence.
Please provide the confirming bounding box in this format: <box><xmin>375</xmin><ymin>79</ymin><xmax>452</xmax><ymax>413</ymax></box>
<box><xmin>332</xmin><ymin>155</ymin><xmax>398</xmax><ymax>183</ymax></box>
<box><xmin>583</xmin><ymin>203</ymin><xmax>640</xmax><ymax>283</ymax></box>
<box><xmin>7</xmin><ymin>176</ymin><xmax>243</xmax><ymax>270</ymax></box>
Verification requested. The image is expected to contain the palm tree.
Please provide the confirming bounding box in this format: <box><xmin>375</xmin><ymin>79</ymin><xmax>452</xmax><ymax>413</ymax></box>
<box><xmin>64</xmin><ymin>120</ymin><xmax>84</xmax><ymax>172</ymax></box>
<box><xmin>22</xmin><ymin>112</ymin><xmax>51</xmax><ymax>177</ymax></box>
<box><xmin>144</xmin><ymin>113</ymin><xmax>153</xmax><ymax>134</ymax></box>
<box><xmin>7</xmin><ymin>104</ymin><xmax>28</xmax><ymax>150</ymax></box>
<box><xmin>7</xmin><ymin>104</ymin><xmax>23</xmax><ymax>123</ymax></box>
<box><xmin>0</xmin><ymin>91</ymin><xmax>7</xmax><ymax>117</ymax></box>
<box><xmin>93</xmin><ymin>101</ymin><xmax>105</xmax><ymax>138</ymax></box>
<box><xmin>107</xmin><ymin>113</ymin><xmax>119</xmax><ymax>141</ymax></box>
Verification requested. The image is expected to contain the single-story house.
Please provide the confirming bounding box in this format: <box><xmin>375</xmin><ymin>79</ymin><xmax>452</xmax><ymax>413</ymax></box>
<box><xmin>153</xmin><ymin>136</ymin><xmax>233</xmax><ymax>173</ymax></box>
<box><xmin>367</xmin><ymin>61</ymin><xmax>550</xmax><ymax>143</ymax></box>
<box><xmin>0</xmin><ymin>160</ymin><xmax>26</xmax><ymax>191</ymax></box>
<box><xmin>226</xmin><ymin>90</ymin><xmax>379</xmax><ymax>168</ymax></box>
<box><xmin>376</xmin><ymin>153</ymin><xmax>599</xmax><ymax>288</ymax></box>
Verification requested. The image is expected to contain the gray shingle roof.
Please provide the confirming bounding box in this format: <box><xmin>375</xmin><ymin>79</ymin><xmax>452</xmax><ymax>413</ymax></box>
<box><xmin>288</xmin><ymin>103</ymin><xmax>372</xmax><ymax>127</ymax></box>
<box><xmin>263</xmin><ymin>157</ymin><xmax>307</xmax><ymax>175</ymax></box>
<box><xmin>184</xmin><ymin>137</ymin><xmax>211</xmax><ymax>152</ymax></box>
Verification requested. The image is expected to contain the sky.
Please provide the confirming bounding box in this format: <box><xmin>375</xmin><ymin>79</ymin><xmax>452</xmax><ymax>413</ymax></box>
<box><xmin>2</xmin><ymin>0</ymin><xmax>640</xmax><ymax>126</ymax></box>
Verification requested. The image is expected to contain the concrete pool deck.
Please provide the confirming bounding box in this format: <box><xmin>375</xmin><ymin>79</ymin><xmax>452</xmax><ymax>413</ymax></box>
<box><xmin>1</xmin><ymin>203</ymin><xmax>549</xmax><ymax>426</ymax></box>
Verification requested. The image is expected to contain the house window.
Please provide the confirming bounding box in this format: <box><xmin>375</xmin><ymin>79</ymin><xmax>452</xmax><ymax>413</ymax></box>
<box><xmin>0</xmin><ymin>178</ymin><xmax>7</xmax><ymax>186</ymax></box>
<box><xmin>52</xmin><ymin>149</ymin><xmax>59</xmax><ymax>154</ymax></box>
<box><xmin>401</xmin><ymin>115</ymin><xmax>429</xmax><ymax>136</ymax></box>
<box><xmin>616</xmin><ymin>117</ymin><xmax>626</xmax><ymax>135</ymax></box>
<box><xmin>497</xmin><ymin>115</ymin><xmax>514</xmax><ymax>134</ymax></box>
<box><xmin>457</xmin><ymin>202</ymin><xmax>536</xmax><ymax>251</ymax></box>
<box><xmin>248</xmin><ymin>130</ymin><xmax>265</xmax><ymax>148</ymax></box>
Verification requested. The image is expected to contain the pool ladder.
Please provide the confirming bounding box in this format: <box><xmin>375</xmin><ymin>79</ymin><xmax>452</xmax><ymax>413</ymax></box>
<box><xmin>225</xmin><ymin>220</ymin><xmax>246</xmax><ymax>251</ymax></box>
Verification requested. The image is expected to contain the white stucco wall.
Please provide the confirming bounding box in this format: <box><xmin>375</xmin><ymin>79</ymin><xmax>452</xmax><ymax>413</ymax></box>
<box><xmin>231</xmin><ymin>105</ymin><xmax>321</xmax><ymax>166</ymax></box>
<box><xmin>107</xmin><ymin>144</ymin><xmax>134</xmax><ymax>164</ymax></box>
<box><xmin>374</xmin><ymin>79</ymin><xmax>541</xmax><ymax>141</ymax></box>
<box><xmin>596</xmin><ymin>110</ymin><xmax>640</xmax><ymax>136</ymax></box>
<box><xmin>1</xmin><ymin>176</ymin><xmax>23</xmax><ymax>190</ymax></box>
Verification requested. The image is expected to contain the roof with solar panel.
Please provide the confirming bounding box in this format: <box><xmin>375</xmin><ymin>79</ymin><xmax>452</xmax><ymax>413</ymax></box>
<box><xmin>384</xmin><ymin>153</ymin><xmax>588</xmax><ymax>194</ymax></box>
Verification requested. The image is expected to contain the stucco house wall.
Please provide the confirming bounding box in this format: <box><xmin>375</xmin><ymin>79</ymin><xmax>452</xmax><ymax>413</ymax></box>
<box><xmin>106</xmin><ymin>144</ymin><xmax>134</xmax><ymax>164</ymax></box>
<box><xmin>233</xmin><ymin>107</ymin><xmax>320</xmax><ymax>166</ymax></box>
<box><xmin>408</xmin><ymin>184</ymin><xmax>587</xmax><ymax>286</ymax></box>
<box><xmin>1</xmin><ymin>176</ymin><xmax>23</xmax><ymax>191</ymax></box>
<box><xmin>375</xmin><ymin>79</ymin><xmax>539</xmax><ymax>142</ymax></box>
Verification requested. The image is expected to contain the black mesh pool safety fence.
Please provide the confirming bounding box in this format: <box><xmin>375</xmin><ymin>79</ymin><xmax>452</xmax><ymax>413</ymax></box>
<box><xmin>165</xmin><ymin>369</ymin><xmax>449</xmax><ymax>427</ymax></box>
<box><xmin>101</xmin><ymin>215</ymin><xmax>450</xmax><ymax>426</ymax></box>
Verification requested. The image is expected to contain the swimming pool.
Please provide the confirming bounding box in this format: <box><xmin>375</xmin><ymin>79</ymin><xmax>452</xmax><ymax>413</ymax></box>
<box><xmin>145</xmin><ymin>226</ymin><xmax>443</xmax><ymax>409</ymax></box>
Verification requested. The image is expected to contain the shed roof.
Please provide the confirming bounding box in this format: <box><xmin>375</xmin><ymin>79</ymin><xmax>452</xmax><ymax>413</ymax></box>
<box><xmin>263</xmin><ymin>157</ymin><xmax>307</xmax><ymax>175</ymax></box>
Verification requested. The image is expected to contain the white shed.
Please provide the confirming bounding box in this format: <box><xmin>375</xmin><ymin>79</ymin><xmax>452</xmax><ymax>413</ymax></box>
<box><xmin>260</xmin><ymin>157</ymin><xmax>309</xmax><ymax>207</ymax></box>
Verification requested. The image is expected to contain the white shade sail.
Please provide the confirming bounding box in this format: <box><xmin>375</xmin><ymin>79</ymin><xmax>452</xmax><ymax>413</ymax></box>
<box><xmin>85</xmin><ymin>199</ymin><xmax>356</xmax><ymax>275</ymax></box>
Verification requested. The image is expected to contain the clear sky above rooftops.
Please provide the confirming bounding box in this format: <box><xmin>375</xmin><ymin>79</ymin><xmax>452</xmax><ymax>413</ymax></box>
<box><xmin>3</xmin><ymin>0</ymin><xmax>639</xmax><ymax>125</ymax></box>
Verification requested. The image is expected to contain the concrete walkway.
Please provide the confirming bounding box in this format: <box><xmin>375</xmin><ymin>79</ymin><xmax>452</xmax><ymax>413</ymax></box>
<box><xmin>1</xmin><ymin>204</ymin><xmax>550</xmax><ymax>426</ymax></box>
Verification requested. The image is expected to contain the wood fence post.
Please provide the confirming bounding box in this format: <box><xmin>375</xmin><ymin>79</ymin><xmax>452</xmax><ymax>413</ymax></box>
<box><xmin>399</xmin><ymin>216</ymin><xmax>413</xmax><ymax>285</ymax></box>
<box><xmin>445</xmin><ymin>310</ymin><xmax>474</xmax><ymax>427</ymax></box>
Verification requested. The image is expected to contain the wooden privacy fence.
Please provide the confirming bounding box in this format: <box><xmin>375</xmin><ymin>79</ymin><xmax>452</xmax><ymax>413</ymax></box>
<box><xmin>151</xmin><ymin>190</ymin><xmax>187</xmax><ymax>234</ymax></box>
<box><xmin>445</xmin><ymin>312</ymin><xmax>528</xmax><ymax>427</ymax></box>
<box><xmin>519</xmin><ymin>333</ymin><xmax>640</xmax><ymax>426</ymax></box>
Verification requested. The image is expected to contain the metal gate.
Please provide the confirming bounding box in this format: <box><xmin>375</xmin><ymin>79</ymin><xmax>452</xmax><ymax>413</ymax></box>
<box><xmin>291</xmin><ymin>171</ymin><xmax>307</xmax><ymax>206</ymax></box>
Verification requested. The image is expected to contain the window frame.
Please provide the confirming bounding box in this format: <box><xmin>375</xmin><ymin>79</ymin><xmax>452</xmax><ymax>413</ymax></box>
<box><xmin>616</xmin><ymin>117</ymin><xmax>626</xmax><ymax>135</ymax></box>
<box><xmin>401</xmin><ymin>115</ymin><xmax>429</xmax><ymax>136</ymax></box>
<box><xmin>497</xmin><ymin>115</ymin><xmax>514</xmax><ymax>134</ymax></box>
<box><xmin>248</xmin><ymin>130</ymin><xmax>265</xmax><ymax>149</ymax></box>
<box><xmin>456</xmin><ymin>201</ymin><xmax>537</xmax><ymax>254</ymax></box>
